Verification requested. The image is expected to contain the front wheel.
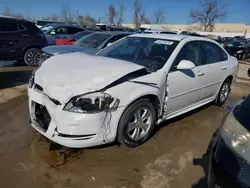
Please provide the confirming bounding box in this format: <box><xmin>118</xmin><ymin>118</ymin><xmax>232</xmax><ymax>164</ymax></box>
<box><xmin>214</xmin><ymin>79</ymin><xmax>231</xmax><ymax>106</ymax></box>
<box><xmin>241</xmin><ymin>53</ymin><xmax>246</xmax><ymax>60</ymax></box>
<box><xmin>117</xmin><ymin>98</ymin><xmax>156</xmax><ymax>147</ymax></box>
<box><xmin>24</xmin><ymin>48</ymin><xmax>42</xmax><ymax>66</ymax></box>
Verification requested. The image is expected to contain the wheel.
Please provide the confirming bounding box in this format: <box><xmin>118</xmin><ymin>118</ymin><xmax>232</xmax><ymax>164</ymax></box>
<box><xmin>117</xmin><ymin>98</ymin><xmax>156</xmax><ymax>147</ymax></box>
<box><xmin>23</xmin><ymin>48</ymin><xmax>42</xmax><ymax>66</ymax></box>
<box><xmin>241</xmin><ymin>53</ymin><xmax>246</xmax><ymax>60</ymax></box>
<box><xmin>215</xmin><ymin>79</ymin><xmax>231</xmax><ymax>106</ymax></box>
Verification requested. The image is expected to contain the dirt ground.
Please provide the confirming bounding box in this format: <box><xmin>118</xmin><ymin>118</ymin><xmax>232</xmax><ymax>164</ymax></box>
<box><xmin>0</xmin><ymin>65</ymin><xmax>249</xmax><ymax>188</ymax></box>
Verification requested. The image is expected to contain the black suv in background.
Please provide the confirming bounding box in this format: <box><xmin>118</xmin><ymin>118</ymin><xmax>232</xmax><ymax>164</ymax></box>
<box><xmin>0</xmin><ymin>16</ymin><xmax>48</xmax><ymax>66</ymax></box>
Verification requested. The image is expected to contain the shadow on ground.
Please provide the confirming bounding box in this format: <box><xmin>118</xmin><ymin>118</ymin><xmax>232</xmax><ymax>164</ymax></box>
<box><xmin>0</xmin><ymin>69</ymin><xmax>33</xmax><ymax>89</ymax></box>
<box><xmin>192</xmin><ymin>154</ymin><xmax>209</xmax><ymax>188</ymax></box>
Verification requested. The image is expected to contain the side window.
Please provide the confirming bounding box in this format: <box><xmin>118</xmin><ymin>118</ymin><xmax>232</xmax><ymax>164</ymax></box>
<box><xmin>0</xmin><ymin>22</ymin><xmax>19</xmax><ymax>32</ymax></box>
<box><xmin>67</xmin><ymin>27</ymin><xmax>83</xmax><ymax>34</ymax></box>
<box><xmin>171</xmin><ymin>41</ymin><xmax>201</xmax><ymax>71</ymax></box>
<box><xmin>50</xmin><ymin>27</ymin><xmax>67</xmax><ymax>35</ymax></box>
<box><xmin>201</xmin><ymin>42</ymin><xmax>226</xmax><ymax>64</ymax></box>
<box><xmin>18</xmin><ymin>24</ymin><xmax>26</xmax><ymax>31</ymax></box>
<box><xmin>103</xmin><ymin>35</ymin><xmax>127</xmax><ymax>48</ymax></box>
<box><xmin>220</xmin><ymin>48</ymin><xmax>228</xmax><ymax>61</ymax></box>
<box><xmin>247</xmin><ymin>42</ymin><xmax>250</xmax><ymax>47</ymax></box>
<box><xmin>110</xmin><ymin>35</ymin><xmax>127</xmax><ymax>43</ymax></box>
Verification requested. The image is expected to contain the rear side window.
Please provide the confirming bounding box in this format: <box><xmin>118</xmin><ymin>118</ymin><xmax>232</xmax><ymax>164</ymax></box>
<box><xmin>67</xmin><ymin>27</ymin><xmax>84</xmax><ymax>34</ymax></box>
<box><xmin>18</xmin><ymin>24</ymin><xmax>26</xmax><ymax>31</ymax></box>
<box><xmin>0</xmin><ymin>22</ymin><xmax>19</xmax><ymax>32</ymax></box>
<box><xmin>201</xmin><ymin>42</ymin><xmax>228</xmax><ymax>64</ymax></box>
<box><xmin>50</xmin><ymin>27</ymin><xmax>67</xmax><ymax>35</ymax></box>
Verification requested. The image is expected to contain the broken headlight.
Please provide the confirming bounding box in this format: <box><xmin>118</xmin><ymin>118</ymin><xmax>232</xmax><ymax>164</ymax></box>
<box><xmin>64</xmin><ymin>92</ymin><xmax>117</xmax><ymax>113</ymax></box>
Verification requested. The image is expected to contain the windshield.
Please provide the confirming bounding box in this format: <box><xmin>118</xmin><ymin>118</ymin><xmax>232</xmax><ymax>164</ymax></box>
<box><xmin>72</xmin><ymin>31</ymin><xmax>92</xmax><ymax>40</ymax></box>
<box><xmin>233</xmin><ymin>95</ymin><xmax>250</xmax><ymax>131</ymax></box>
<box><xmin>226</xmin><ymin>40</ymin><xmax>246</xmax><ymax>48</ymax></box>
<box><xmin>74</xmin><ymin>33</ymin><xmax>110</xmax><ymax>48</ymax></box>
<box><xmin>40</xmin><ymin>25</ymin><xmax>54</xmax><ymax>33</ymax></box>
<box><xmin>98</xmin><ymin>37</ymin><xmax>179</xmax><ymax>71</ymax></box>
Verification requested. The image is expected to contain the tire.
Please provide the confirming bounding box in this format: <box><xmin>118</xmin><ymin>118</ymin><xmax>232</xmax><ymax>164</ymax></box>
<box><xmin>214</xmin><ymin>79</ymin><xmax>231</xmax><ymax>106</ymax></box>
<box><xmin>241</xmin><ymin>53</ymin><xmax>246</xmax><ymax>60</ymax></box>
<box><xmin>117</xmin><ymin>98</ymin><xmax>156</xmax><ymax>147</ymax></box>
<box><xmin>23</xmin><ymin>48</ymin><xmax>42</xmax><ymax>66</ymax></box>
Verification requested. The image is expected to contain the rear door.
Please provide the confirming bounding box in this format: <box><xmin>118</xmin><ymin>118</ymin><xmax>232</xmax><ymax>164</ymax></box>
<box><xmin>199</xmin><ymin>41</ymin><xmax>229</xmax><ymax>101</ymax></box>
<box><xmin>0</xmin><ymin>20</ymin><xmax>27</xmax><ymax>60</ymax></box>
<box><xmin>48</xmin><ymin>26</ymin><xmax>68</xmax><ymax>44</ymax></box>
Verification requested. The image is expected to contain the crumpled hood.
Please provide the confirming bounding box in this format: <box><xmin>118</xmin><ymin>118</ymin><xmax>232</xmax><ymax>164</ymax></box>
<box><xmin>35</xmin><ymin>53</ymin><xmax>144</xmax><ymax>103</ymax></box>
<box><xmin>43</xmin><ymin>45</ymin><xmax>99</xmax><ymax>55</ymax></box>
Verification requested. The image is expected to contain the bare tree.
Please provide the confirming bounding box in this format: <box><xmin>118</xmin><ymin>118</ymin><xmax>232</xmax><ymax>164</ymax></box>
<box><xmin>76</xmin><ymin>14</ymin><xmax>96</xmax><ymax>27</ymax></box>
<box><xmin>117</xmin><ymin>0</ymin><xmax>125</xmax><ymax>26</ymax></box>
<box><xmin>133</xmin><ymin>0</ymin><xmax>150</xmax><ymax>27</ymax></box>
<box><xmin>189</xmin><ymin>0</ymin><xmax>227</xmax><ymax>32</ymax></box>
<box><xmin>133</xmin><ymin>0</ymin><xmax>141</xmax><ymax>28</ymax></box>
<box><xmin>2</xmin><ymin>7</ymin><xmax>11</xmax><ymax>16</ymax></box>
<box><xmin>97</xmin><ymin>16</ymin><xmax>106</xmax><ymax>24</ymax></box>
<box><xmin>61</xmin><ymin>5</ymin><xmax>75</xmax><ymax>24</ymax></box>
<box><xmin>108</xmin><ymin>4</ymin><xmax>117</xmax><ymax>25</ymax></box>
<box><xmin>153</xmin><ymin>8</ymin><xmax>165</xmax><ymax>24</ymax></box>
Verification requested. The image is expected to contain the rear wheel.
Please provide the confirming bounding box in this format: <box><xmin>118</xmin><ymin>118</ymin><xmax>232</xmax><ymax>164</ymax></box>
<box><xmin>215</xmin><ymin>79</ymin><xmax>231</xmax><ymax>106</ymax></box>
<box><xmin>24</xmin><ymin>48</ymin><xmax>41</xmax><ymax>66</ymax></box>
<box><xmin>117</xmin><ymin>98</ymin><xmax>156</xmax><ymax>147</ymax></box>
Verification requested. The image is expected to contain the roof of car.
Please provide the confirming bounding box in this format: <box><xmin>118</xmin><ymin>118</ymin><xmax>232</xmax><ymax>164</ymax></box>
<box><xmin>43</xmin><ymin>23</ymin><xmax>84</xmax><ymax>28</ymax></box>
<box><xmin>0</xmin><ymin>15</ymin><xmax>32</xmax><ymax>23</ymax></box>
<box><xmin>129</xmin><ymin>33</ymin><xmax>188</xmax><ymax>41</ymax></box>
<box><xmin>93</xmin><ymin>31</ymin><xmax>132</xmax><ymax>36</ymax></box>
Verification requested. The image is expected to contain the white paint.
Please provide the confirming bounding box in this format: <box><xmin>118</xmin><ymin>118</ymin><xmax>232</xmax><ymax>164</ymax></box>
<box><xmin>28</xmin><ymin>34</ymin><xmax>238</xmax><ymax>148</ymax></box>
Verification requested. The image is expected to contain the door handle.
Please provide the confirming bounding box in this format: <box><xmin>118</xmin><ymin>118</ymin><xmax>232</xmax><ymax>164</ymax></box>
<box><xmin>222</xmin><ymin>66</ymin><xmax>227</xmax><ymax>70</ymax></box>
<box><xmin>22</xmin><ymin>34</ymin><xmax>29</xmax><ymax>37</ymax></box>
<box><xmin>197</xmin><ymin>72</ymin><xmax>205</xmax><ymax>76</ymax></box>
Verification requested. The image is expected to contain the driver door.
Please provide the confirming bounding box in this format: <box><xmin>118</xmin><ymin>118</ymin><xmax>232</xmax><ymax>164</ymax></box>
<box><xmin>164</xmin><ymin>41</ymin><xmax>204</xmax><ymax>116</ymax></box>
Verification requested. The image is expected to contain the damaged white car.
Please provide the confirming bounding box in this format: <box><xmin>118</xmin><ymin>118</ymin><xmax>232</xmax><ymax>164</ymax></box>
<box><xmin>28</xmin><ymin>34</ymin><xmax>238</xmax><ymax>148</ymax></box>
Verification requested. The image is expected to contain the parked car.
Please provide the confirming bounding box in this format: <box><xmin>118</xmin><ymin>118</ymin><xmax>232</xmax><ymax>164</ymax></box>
<box><xmin>224</xmin><ymin>39</ymin><xmax>250</xmax><ymax>60</ymax></box>
<box><xmin>56</xmin><ymin>31</ymin><xmax>93</xmax><ymax>45</ymax></box>
<box><xmin>36</xmin><ymin>20</ymin><xmax>64</xmax><ymax>28</ymax></box>
<box><xmin>28</xmin><ymin>34</ymin><xmax>238</xmax><ymax>148</ymax></box>
<box><xmin>0</xmin><ymin>16</ymin><xmax>48</xmax><ymax>66</ymax></box>
<box><xmin>208</xmin><ymin>68</ymin><xmax>250</xmax><ymax>188</ymax></box>
<box><xmin>39</xmin><ymin>31</ymin><xmax>131</xmax><ymax>65</ymax></box>
<box><xmin>40</xmin><ymin>23</ymin><xmax>86</xmax><ymax>45</ymax></box>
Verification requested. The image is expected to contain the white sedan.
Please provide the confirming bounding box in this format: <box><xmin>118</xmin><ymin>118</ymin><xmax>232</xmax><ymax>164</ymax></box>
<box><xmin>28</xmin><ymin>34</ymin><xmax>239</xmax><ymax>148</ymax></box>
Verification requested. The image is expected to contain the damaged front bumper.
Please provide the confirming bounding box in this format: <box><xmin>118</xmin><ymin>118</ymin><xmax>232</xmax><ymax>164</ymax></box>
<box><xmin>28</xmin><ymin>88</ymin><xmax>120</xmax><ymax>148</ymax></box>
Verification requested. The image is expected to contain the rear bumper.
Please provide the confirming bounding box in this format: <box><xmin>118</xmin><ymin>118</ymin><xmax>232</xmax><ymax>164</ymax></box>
<box><xmin>208</xmin><ymin>136</ymin><xmax>250</xmax><ymax>188</ymax></box>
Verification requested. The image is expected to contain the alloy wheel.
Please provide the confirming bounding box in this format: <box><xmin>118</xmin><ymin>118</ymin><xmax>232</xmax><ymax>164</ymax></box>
<box><xmin>127</xmin><ymin>107</ymin><xmax>153</xmax><ymax>141</ymax></box>
<box><xmin>26</xmin><ymin>50</ymin><xmax>41</xmax><ymax>65</ymax></box>
<box><xmin>220</xmin><ymin>82</ymin><xmax>229</xmax><ymax>102</ymax></box>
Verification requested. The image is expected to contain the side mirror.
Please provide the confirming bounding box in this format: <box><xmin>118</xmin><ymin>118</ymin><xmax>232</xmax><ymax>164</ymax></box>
<box><xmin>50</xmin><ymin>31</ymin><xmax>56</xmax><ymax>35</ymax></box>
<box><xmin>248</xmin><ymin>68</ymin><xmax>250</xmax><ymax>77</ymax></box>
<box><xmin>177</xmin><ymin>60</ymin><xmax>196</xmax><ymax>70</ymax></box>
<box><xmin>107</xmin><ymin>42</ymin><xmax>113</xmax><ymax>47</ymax></box>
